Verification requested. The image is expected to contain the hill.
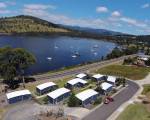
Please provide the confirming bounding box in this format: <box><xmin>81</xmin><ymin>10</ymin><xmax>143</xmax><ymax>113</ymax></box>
<box><xmin>0</xmin><ymin>15</ymin><xmax>70</xmax><ymax>34</ymax></box>
<box><xmin>62</xmin><ymin>25</ymin><xmax>125</xmax><ymax>36</ymax></box>
<box><xmin>0</xmin><ymin>15</ymin><xmax>139</xmax><ymax>44</ymax></box>
<box><xmin>0</xmin><ymin>15</ymin><xmax>127</xmax><ymax>36</ymax></box>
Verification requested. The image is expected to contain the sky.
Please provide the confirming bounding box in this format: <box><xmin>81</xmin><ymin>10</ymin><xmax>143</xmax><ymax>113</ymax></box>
<box><xmin>0</xmin><ymin>0</ymin><xmax>150</xmax><ymax>35</ymax></box>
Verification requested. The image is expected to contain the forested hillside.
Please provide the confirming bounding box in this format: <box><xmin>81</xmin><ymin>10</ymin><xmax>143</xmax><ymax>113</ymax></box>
<box><xmin>0</xmin><ymin>15</ymin><xmax>70</xmax><ymax>34</ymax></box>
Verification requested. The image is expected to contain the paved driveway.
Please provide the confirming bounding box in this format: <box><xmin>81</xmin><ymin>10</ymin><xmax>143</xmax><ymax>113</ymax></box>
<box><xmin>82</xmin><ymin>80</ymin><xmax>139</xmax><ymax>120</ymax></box>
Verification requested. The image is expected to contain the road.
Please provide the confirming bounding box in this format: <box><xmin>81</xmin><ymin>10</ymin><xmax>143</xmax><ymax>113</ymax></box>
<box><xmin>33</xmin><ymin>55</ymin><xmax>136</xmax><ymax>81</ymax></box>
<box><xmin>82</xmin><ymin>80</ymin><xmax>139</xmax><ymax>120</ymax></box>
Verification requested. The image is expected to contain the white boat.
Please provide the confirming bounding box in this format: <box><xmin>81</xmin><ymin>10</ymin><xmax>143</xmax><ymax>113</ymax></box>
<box><xmin>72</xmin><ymin>55</ymin><xmax>77</xmax><ymax>58</ymax></box>
<box><xmin>47</xmin><ymin>57</ymin><xmax>52</xmax><ymax>60</ymax></box>
<box><xmin>93</xmin><ymin>45</ymin><xmax>99</xmax><ymax>48</ymax></box>
<box><xmin>94</xmin><ymin>52</ymin><xmax>98</xmax><ymax>55</ymax></box>
<box><xmin>75</xmin><ymin>51</ymin><xmax>80</xmax><ymax>56</ymax></box>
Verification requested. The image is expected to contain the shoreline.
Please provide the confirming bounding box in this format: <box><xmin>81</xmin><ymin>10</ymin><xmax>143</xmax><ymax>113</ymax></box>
<box><xmin>32</xmin><ymin>54</ymin><xmax>136</xmax><ymax>81</ymax></box>
<box><xmin>0</xmin><ymin>32</ymin><xmax>129</xmax><ymax>44</ymax></box>
<box><xmin>33</xmin><ymin>58</ymin><xmax>106</xmax><ymax>76</ymax></box>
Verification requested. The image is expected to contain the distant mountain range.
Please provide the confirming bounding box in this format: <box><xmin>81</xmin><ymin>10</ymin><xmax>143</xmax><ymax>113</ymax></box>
<box><xmin>62</xmin><ymin>25</ymin><xmax>126</xmax><ymax>36</ymax></box>
<box><xmin>0</xmin><ymin>15</ymin><xmax>127</xmax><ymax>36</ymax></box>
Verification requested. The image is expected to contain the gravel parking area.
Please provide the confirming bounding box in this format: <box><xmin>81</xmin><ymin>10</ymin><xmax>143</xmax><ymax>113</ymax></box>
<box><xmin>3</xmin><ymin>101</ymin><xmax>89</xmax><ymax>120</ymax></box>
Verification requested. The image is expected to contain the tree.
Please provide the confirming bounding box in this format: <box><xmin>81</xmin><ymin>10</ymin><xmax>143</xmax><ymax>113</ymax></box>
<box><xmin>123</xmin><ymin>57</ymin><xmax>134</xmax><ymax>65</ymax></box>
<box><xmin>68</xmin><ymin>93</ymin><xmax>79</xmax><ymax>107</ymax></box>
<box><xmin>122</xmin><ymin>78</ymin><xmax>126</xmax><ymax>87</ymax></box>
<box><xmin>0</xmin><ymin>47</ymin><xmax>36</xmax><ymax>88</ymax></box>
<box><xmin>12</xmin><ymin>48</ymin><xmax>36</xmax><ymax>87</ymax></box>
<box><xmin>145</xmin><ymin>58</ymin><xmax>150</xmax><ymax>66</ymax></box>
<box><xmin>95</xmin><ymin>81</ymin><xmax>104</xmax><ymax>94</ymax></box>
<box><xmin>106</xmin><ymin>47</ymin><xmax>124</xmax><ymax>59</ymax></box>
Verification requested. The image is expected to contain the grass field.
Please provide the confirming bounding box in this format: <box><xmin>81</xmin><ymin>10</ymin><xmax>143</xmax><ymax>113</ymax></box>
<box><xmin>142</xmin><ymin>84</ymin><xmax>150</xmax><ymax>99</ymax></box>
<box><xmin>73</xmin><ymin>82</ymin><xmax>96</xmax><ymax>94</ymax></box>
<box><xmin>116</xmin><ymin>104</ymin><xmax>150</xmax><ymax>120</ymax></box>
<box><xmin>97</xmin><ymin>65</ymin><xmax>150</xmax><ymax>80</ymax></box>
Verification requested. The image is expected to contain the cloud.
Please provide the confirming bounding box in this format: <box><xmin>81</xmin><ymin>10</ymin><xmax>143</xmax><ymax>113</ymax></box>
<box><xmin>24</xmin><ymin>4</ymin><xmax>56</xmax><ymax>10</ymax></box>
<box><xmin>0</xmin><ymin>9</ymin><xmax>10</xmax><ymax>14</ymax></box>
<box><xmin>96</xmin><ymin>6</ymin><xmax>108</xmax><ymax>13</ymax></box>
<box><xmin>0</xmin><ymin>1</ymin><xmax>16</xmax><ymax>15</ymax></box>
<box><xmin>0</xmin><ymin>2</ymin><xmax>7</xmax><ymax>8</ymax></box>
<box><xmin>16</xmin><ymin>3</ymin><xmax>150</xmax><ymax>35</ymax></box>
<box><xmin>23</xmin><ymin>4</ymin><xmax>56</xmax><ymax>17</ymax></box>
<box><xmin>23</xmin><ymin>4</ymin><xmax>150</xmax><ymax>34</ymax></box>
<box><xmin>120</xmin><ymin>17</ymin><xmax>147</xmax><ymax>28</ymax></box>
<box><xmin>23</xmin><ymin>9</ymin><xmax>106</xmax><ymax>28</ymax></box>
<box><xmin>142</xmin><ymin>3</ymin><xmax>149</xmax><ymax>8</ymax></box>
<box><xmin>111</xmin><ymin>11</ymin><xmax>121</xmax><ymax>17</ymax></box>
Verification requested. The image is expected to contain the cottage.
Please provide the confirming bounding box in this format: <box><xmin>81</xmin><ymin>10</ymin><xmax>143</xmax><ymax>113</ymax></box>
<box><xmin>36</xmin><ymin>82</ymin><xmax>57</xmax><ymax>95</ymax></box>
<box><xmin>66</xmin><ymin>78</ymin><xmax>87</xmax><ymax>88</ymax></box>
<box><xmin>76</xmin><ymin>73</ymin><xmax>88</xmax><ymax>79</ymax></box>
<box><xmin>107</xmin><ymin>76</ymin><xmax>117</xmax><ymax>86</ymax></box>
<box><xmin>47</xmin><ymin>88</ymin><xmax>71</xmax><ymax>104</ymax></box>
<box><xmin>76</xmin><ymin>89</ymin><xmax>98</xmax><ymax>105</ymax></box>
<box><xmin>92</xmin><ymin>74</ymin><xmax>105</xmax><ymax>81</ymax></box>
<box><xmin>101</xmin><ymin>82</ymin><xmax>113</xmax><ymax>92</ymax></box>
<box><xmin>138</xmin><ymin>55</ymin><xmax>150</xmax><ymax>61</ymax></box>
<box><xmin>6</xmin><ymin>90</ymin><xmax>31</xmax><ymax>104</ymax></box>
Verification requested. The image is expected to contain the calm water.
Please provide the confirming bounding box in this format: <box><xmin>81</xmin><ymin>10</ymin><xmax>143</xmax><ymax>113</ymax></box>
<box><xmin>0</xmin><ymin>36</ymin><xmax>116</xmax><ymax>75</ymax></box>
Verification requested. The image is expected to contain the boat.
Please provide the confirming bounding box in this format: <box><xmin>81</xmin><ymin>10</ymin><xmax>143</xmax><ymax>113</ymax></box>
<box><xmin>71</xmin><ymin>55</ymin><xmax>78</xmax><ymax>58</ymax></box>
<box><xmin>74</xmin><ymin>51</ymin><xmax>80</xmax><ymax>56</ymax></box>
<box><xmin>47</xmin><ymin>57</ymin><xmax>52</xmax><ymax>60</ymax></box>
<box><xmin>93</xmin><ymin>44</ymin><xmax>99</xmax><ymax>48</ymax></box>
<box><xmin>94</xmin><ymin>52</ymin><xmax>98</xmax><ymax>55</ymax></box>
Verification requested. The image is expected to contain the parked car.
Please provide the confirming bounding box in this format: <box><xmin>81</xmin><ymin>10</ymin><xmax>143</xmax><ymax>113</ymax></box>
<box><xmin>104</xmin><ymin>98</ymin><xmax>109</xmax><ymax>104</ymax></box>
<box><xmin>107</xmin><ymin>96</ymin><xmax>114</xmax><ymax>102</ymax></box>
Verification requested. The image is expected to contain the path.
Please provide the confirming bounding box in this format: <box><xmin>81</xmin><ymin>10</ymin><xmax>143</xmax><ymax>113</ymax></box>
<box><xmin>82</xmin><ymin>80</ymin><xmax>139</xmax><ymax>120</ymax></box>
<box><xmin>107</xmin><ymin>73</ymin><xmax>150</xmax><ymax>120</ymax></box>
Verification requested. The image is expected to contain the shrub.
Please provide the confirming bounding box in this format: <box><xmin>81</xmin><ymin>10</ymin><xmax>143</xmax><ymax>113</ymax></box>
<box><xmin>94</xmin><ymin>97</ymin><xmax>102</xmax><ymax>105</ymax></box>
<box><xmin>67</xmin><ymin>93</ymin><xmax>80</xmax><ymax>107</ymax></box>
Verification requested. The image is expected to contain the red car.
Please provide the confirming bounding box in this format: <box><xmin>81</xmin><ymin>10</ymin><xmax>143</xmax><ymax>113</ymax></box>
<box><xmin>106</xmin><ymin>96</ymin><xmax>114</xmax><ymax>102</ymax></box>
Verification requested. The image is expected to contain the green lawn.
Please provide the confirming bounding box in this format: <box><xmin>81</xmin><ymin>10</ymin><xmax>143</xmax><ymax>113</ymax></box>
<box><xmin>97</xmin><ymin>65</ymin><xmax>150</xmax><ymax>80</ymax></box>
<box><xmin>73</xmin><ymin>82</ymin><xmax>96</xmax><ymax>94</ymax></box>
<box><xmin>116</xmin><ymin>104</ymin><xmax>150</xmax><ymax>120</ymax></box>
<box><xmin>25</xmin><ymin>82</ymin><xmax>41</xmax><ymax>95</ymax></box>
<box><xmin>0</xmin><ymin>108</ymin><xmax>5</xmax><ymax>120</ymax></box>
<box><xmin>55</xmin><ymin>77</ymin><xmax>73</xmax><ymax>88</ymax></box>
<box><xmin>142</xmin><ymin>84</ymin><xmax>150</xmax><ymax>99</ymax></box>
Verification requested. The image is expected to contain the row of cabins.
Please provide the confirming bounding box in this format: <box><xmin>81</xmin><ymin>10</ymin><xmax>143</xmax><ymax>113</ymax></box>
<box><xmin>76</xmin><ymin>89</ymin><xmax>98</xmax><ymax>105</ymax></box>
<box><xmin>6</xmin><ymin>90</ymin><xmax>32</xmax><ymax>104</ymax></box>
<box><xmin>6</xmin><ymin>73</ymin><xmax>116</xmax><ymax>105</ymax></box>
<box><xmin>36</xmin><ymin>82</ymin><xmax>58</xmax><ymax>95</ymax></box>
<box><xmin>92</xmin><ymin>74</ymin><xmax>117</xmax><ymax>86</ymax></box>
<box><xmin>66</xmin><ymin>78</ymin><xmax>88</xmax><ymax>89</ymax></box>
